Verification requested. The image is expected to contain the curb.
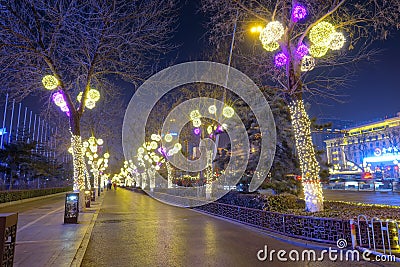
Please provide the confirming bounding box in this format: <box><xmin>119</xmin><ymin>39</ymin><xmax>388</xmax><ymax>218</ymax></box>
<box><xmin>0</xmin><ymin>191</ymin><xmax>69</xmax><ymax>208</ymax></box>
<box><xmin>70</xmin><ymin>192</ymin><xmax>105</xmax><ymax>267</ymax></box>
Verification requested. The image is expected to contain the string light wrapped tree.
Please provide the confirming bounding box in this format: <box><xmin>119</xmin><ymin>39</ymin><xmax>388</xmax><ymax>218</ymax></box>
<box><xmin>202</xmin><ymin>0</ymin><xmax>400</xmax><ymax>212</ymax></box>
<box><xmin>0</xmin><ymin>1</ymin><xmax>177</xmax><ymax>200</ymax></box>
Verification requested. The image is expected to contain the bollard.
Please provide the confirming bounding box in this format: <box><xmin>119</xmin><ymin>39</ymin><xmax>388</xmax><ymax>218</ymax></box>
<box><xmin>0</xmin><ymin>213</ymin><xmax>18</xmax><ymax>266</ymax></box>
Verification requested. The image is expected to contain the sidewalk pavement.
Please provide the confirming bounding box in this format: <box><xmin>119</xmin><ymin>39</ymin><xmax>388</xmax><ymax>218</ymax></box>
<box><xmin>9</xmin><ymin>191</ymin><xmax>105</xmax><ymax>267</ymax></box>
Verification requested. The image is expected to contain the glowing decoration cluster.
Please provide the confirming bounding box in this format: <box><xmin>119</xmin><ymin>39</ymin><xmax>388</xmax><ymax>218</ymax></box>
<box><xmin>308</xmin><ymin>21</ymin><xmax>345</xmax><ymax>58</ymax></box>
<box><xmin>300</xmin><ymin>56</ymin><xmax>315</xmax><ymax>72</ymax></box>
<box><xmin>259</xmin><ymin>21</ymin><xmax>284</xmax><ymax>52</ymax></box>
<box><xmin>52</xmin><ymin>91</ymin><xmax>70</xmax><ymax>117</ymax></box>
<box><xmin>71</xmin><ymin>135</ymin><xmax>87</xmax><ymax>191</ymax></box>
<box><xmin>222</xmin><ymin>106</ymin><xmax>235</xmax><ymax>118</ymax></box>
<box><xmin>77</xmin><ymin>89</ymin><xmax>101</xmax><ymax>109</ymax></box>
<box><xmin>42</xmin><ymin>75</ymin><xmax>59</xmax><ymax>90</ymax></box>
<box><xmin>274</xmin><ymin>52</ymin><xmax>288</xmax><ymax>67</ymax></box>
<box><xmin>292</xmin><ymin>4</ymin><xmax>307</xmax><ymax>22</ymax></box>
<box><xmin>296</xmin><ymin>44</ymin><xmax>309</xmax><ymax>58</ymax></box>
<box><xmin>288</xmin><ymin>100</ymin><xmax>324</xmax><ymax>212</ymax></box>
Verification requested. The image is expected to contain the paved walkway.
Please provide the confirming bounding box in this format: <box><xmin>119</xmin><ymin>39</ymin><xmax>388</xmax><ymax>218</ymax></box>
<box><xmin>0</xmin><ymin>192</ymin><xmax>104</xmax><ymax>267</ymax></box>
<box><xmin>81</xmin><ymin>189</ymin><xmax>394</xmax><ymax>267</ymax></box>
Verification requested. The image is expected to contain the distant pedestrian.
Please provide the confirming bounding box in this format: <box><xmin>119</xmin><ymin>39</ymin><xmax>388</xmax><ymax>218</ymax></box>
<box><xmin>113</xmin><ymin>182</ymin><xmax>117</xmax><ymax>190</ymax></box>
<box><xmin>107</xmin><ymin>180</ymin><xmax>112</xmax><ymax>190</ymax></box>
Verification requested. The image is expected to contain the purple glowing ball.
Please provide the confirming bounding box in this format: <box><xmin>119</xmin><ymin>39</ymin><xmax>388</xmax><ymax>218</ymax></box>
<box><xmin>193</xmin><ymin>128</ymin><xmax>201</xmax><ymax>135</ymax></box>
<box><xmin>274</xmin><ymin>52</ymin><xmax>288</xmax><ymax>67</ymax></box>
<box><xmin>296</xmin><ymin>44</ymin><xmax>309</xmax><ymax>58</ymax></box>
<box><xmin>292</xmin><ymin>5</ymin><xmax>307</xmax><ymax>22</ymax></box>
<box><xmin>216</xmin><ymin>125</ymin><xmax>223</xmax><ymax>132</ymax></box>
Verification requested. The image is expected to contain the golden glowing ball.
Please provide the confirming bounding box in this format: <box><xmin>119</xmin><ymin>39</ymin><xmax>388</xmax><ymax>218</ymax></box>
<box><xmin>150</xmin><ymin>141</ymin><xmax>158</xmax><ymax>150</ymax></box>
<box><xmin>138</xmin><ymin>147</ymin><xmax>145</xmax><ymax>154</ymax></box>
<box><xmin>88</xmin><ymin>89</ymin><xmax>100</xmax><ymax>102</ymax></box>
<box><xmin>309</xmin><ymin>45</ymin><xmax>328</xmax><ymax>58</ymax></box>
<box><xmin>190</xmin><ymin>110</ymin><xmax>201</xmax><ymax>120</ymax></box>
<box><xmin>192</xmin><ymin>118</ymin><xmax>202</xmax><ymax>127</ymax></box>
<box><xmin>262</xmin><ymin>42</ymin><xmax>280</xmax><ymax>52</ymax></box>
<box><xmin>300</xmin><ymin>56</ymin><xmax>315</xmax><ymax>72</ymax></box>
<box><xmin>309</xmin><ymin>21</ymin><xmax>335</xmax><ymax>47</ymax></box>
<box><xmin>250</xmin><ymin>25</ymin><xmax>264</xmax><ymax>33</ymax></box>
<box><xmin>222</xmin><ymin>106</ymin><xmax>235</xmax><ymax>118</ymax></box>
<box><xmin>164</xmin><ymin>133</ymin><xmax>173</xmax><ymax>143</ymax></box>
<box><xmin>42</xmin><ymin>75</ymin><xmax>59</xmax><ymax>90</ymax></box>
<box><xmin>207</xmin><ymin>125</ymin><xmax>213</xmax><ymax>134</ymax></box>
<box><xmin>259</xmin><ymin>21</ymin><xmax>284</xmax><ymax>45</ymax></box>
<box><xmin>68</xmin><ymin>147</ymin><xmax>73</xmax><ymax>154</ymax></box>
<box><xmin>329</xmin><ymin>32</ymin><xmax>345</xmax><ymax>50</ymax></box>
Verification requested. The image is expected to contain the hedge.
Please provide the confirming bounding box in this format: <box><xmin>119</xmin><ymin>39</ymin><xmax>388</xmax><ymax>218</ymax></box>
<box><xmin>0</xmin><ymin>187</ymin><xmax>72</xmax><ymax>203</ymax></box>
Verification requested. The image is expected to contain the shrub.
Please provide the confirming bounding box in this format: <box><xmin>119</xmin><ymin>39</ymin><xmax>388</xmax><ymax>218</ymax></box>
<box><xmin>0</xmin><ymin>187</ymin><xmax>72</xmax><ymax>203</ymax></box>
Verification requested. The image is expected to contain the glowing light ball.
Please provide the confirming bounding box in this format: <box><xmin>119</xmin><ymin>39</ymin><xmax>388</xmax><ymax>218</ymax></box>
<box><xmin>174</xmin><ymin>143</ymin><xmax>182</xmax><ymax>150</ymax></box>
<box><xmin>104</xmin><ymin>152</ymin><xmax>110</xmax><ymax>159</ymax></box>
<box><xmin>68</xmin><ymin>147</ymin><xmax>73</xmax><ymax>154</ymax></box>
<box><xmin>60</xmin><ymin>104</ymin><xmax>69</xmax><ymax>113</ymax></box>
<box><xmin>88</xmin><ymin>89</ymin><xmax>100</xmax><ymax>101</ymax></box>
<box><xmin>97</xmin><ymin>138</ymin><xmax>104</xmax><ymax>145</ymax></box>
<box><xmin>164</xmin><ymin>133</ymin><xmax>173</xmax><ymax>142</ymax></box>
<box><xmin>208</xmin><ymin>105</ymin><xmax>217</xmax><ymax>114</ymax></box>
<box><xmin>216</xmin><ymin>125</ymin><xmax>223</xmax><ymax>132</ymax></box>
<box><xmin>153</xmin><ymin>155</ymin><xmax>160</xmax><ymax>162</ymax></box>
<box><xmin>138</xmin><ymin>147</ymin><xmax>145</xmax><ymax>154</ymax></box>
<box><xmin>301</xmin><ymin>56</ymin><xmax>315</xmax><ymax>72</ymax></box>
<box><xmin>83</xmin><ymin>141</ymin><xmax>89</xmax><ymax>148</ymax></box>
<box><xmin>309</xmin><ymin>45</ymin><xmax>328</xmax><ymax>58</ymax></box>
<box><xmin>207</xmin><ymin>125</ymin><xmax>213</xmax><ymax>134</ymax></box>
<box><xmin>77</xmin><ymin>92</ymin><xmax>83</xmax><ymax>102</ymax></box>
<box><xmin>42</xmin><ymin>75</ymin><xmax>59</xmax><ymax>90</ymax></box>
<box><xmin>222</xmin><ymin>123</ymin><xmax>228</xmax><ymax>130</ymax></box>
<box><xmin>85</xmin><ymin>99</ymin><xmax>96</xmax><ymax>109</ymax></box>
<box><xmin>309</xmin><ymin>21</ymin><xmax>335</xmax><ymax>47</ymax></box>
<box><xmin>155</xmin><ymin>165</ymin><xmax>160</xmax><ymax>171</ymax></box>
<box><xmin>296</xmin><ymin>44</ymin><xmax>309</xmax><ymax>58</ymax></box>
<box><xmin>222</xmin><ymin>106</ymin><xmax>235</xmax><ymax>118</ymax></box>
<box><xmin>89</xmin><ymin>136</ymin><xmax>96</xmax><ymax>144</ymax></box>
<box><xmin>274</xmin><ymin>52</ymin><xmax>288</xmax><ymax>67</ymax></box>
<box><xmin>193</xmin><ymin>128</ymin><xmax>201</xmax><ymax>135</ymax></box>
<box><xmin>329</xmin><ymin>32</ymin><xmax>345</xmax><ymax>50</ymax></box>
<box><xmin>260</xmin><ymin>21</ymin><xmax>284</xmax><ymax>44</ymax></box>
<box><xmin>150</xmin><ymin>141</ymin><xmax>158</xmax><ymax>150</ymax></box>
<box><xmin>52</xmin><ymin>91</ymin><xmax>65</xmax><ymax>107</ymax></box>
<box><xmin>85</xmin><ymin>152</ymin><xmax>91</xmax><ymax>157</ymax></box>
<box><xmin>292</xmin><ymin>5</ymin><xmax>307</xmax><ymax>22</ymax></box>
<box><xmin>193</xmin><ymin>118</ymin><xmax>202</xmax><ymax>127</ymax></box>
<box><xmin>144</xmin><ymin>155</ymin><xmax>149</xmax><ymax>160</ymax></box>
<box><xmin>262</xmin><ymin>42</ymin><xmax>280</xmax><ymax>52</ymax></box>
<box><xmin>190</xmin><ymin>110</ymin><xmax>201</xmax><ymax>120</ymax></box>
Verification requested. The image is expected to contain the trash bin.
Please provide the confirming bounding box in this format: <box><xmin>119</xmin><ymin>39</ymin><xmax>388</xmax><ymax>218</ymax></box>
<box><xmin>64</xmin><ymin>193</ymin><xmax>79</xmax><ymax>224</ymax></box>
<box><xmin>0</xmin><ymin>213</ymin><xmax>18</xmax><ymax>266</ymax></box>
<box><xmin>84</xmin><ymin>190</ymin><xmax>91</xmax><ymax>208</ymax></box>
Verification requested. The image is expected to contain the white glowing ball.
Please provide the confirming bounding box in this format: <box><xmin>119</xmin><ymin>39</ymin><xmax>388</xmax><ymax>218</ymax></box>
<box><xmin>42</xmin><ymin>75</ymin><xmax>59</xmax><ymax>90</ymax></box>
<box><xmin>153</xmin><ymin>156</ymin><xmax>160</xmax><ymax>162</ymax></box>
<box><xmin>144</xmin><ymin>155</ymin><xmax>149</xmax><ymax>160</ymax></box>
<box><xmin>208</xmin><ymin>105</ymin><xmax>217</xmax><ymax>114</ymax></box>
<box><xmin>68</xmin><ymin>147</ymin><xmax>73</xmax><ymax>154</ymax></box>
<box><xmin>262</xmin><ymin>42</ymin><xmax>280</xmax><ymax>52</ymax></box>
<box><xmin>88</xmin><ymin>89</ymin><xmax>100</xmax><ymax>102</ymax></box>
<box><xmin>138</xmin><ymin>147</ymin><xmax>145</xmax><ymax>154</ymax></box>
<box><xmin>207</xmin><ymin>125</ymin><xmax>213</xmax><ymax>135</ymax></box>
<box><xmin>259</xmin><ymin>21</ymin><xmax>284</xmax><ymax>45</ymax></box>
<box><xmin>329</xmin><ymin>32</ymin><xmax>345</xmax><ymax>50</ymax></box>
<box><xmin>85</xmin><ymin>99</ymin><xmax>96</xmax><ymax>109</ymax></box>
<box><xmin>155</xmin><ymin>165</ymin><xmax>160</xmax><ymax>170</ymax></box>
<box><xmin>174</xmin><ymin>143</ymin><xmax>182</xmax><ymax>150</ymax></box>
<box><xmin>97</xmin><ymin>138</ymin><xmax>104</xmax><ymax>145</ymax></box>
<box><xmin>83</xmin><ymin>141</ymin><xmax>89</xmax><ymax>148</ymax></box>
<box><xmin>222</xmin><ymin>106</ymin><xmax>234</xmax><ymax>118</ymax></box>
<box><xmin>85</xmin><ymin>152</ymin><xmax>91</xmax><ymax>157</ymax></box>
<box><xmin>300</xmin><ymin>56</ymin><xmax>316</xmax><ymax>72</ymax></box>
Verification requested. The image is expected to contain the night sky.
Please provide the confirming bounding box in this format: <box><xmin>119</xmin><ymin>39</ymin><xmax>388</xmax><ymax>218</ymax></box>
<box><xmin>174</xmin><ymin>1</ymin><xmax>400</xmax><ymax>126</ymax></box>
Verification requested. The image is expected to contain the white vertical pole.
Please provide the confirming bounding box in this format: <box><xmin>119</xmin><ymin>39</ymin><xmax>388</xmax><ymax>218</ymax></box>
<box><xmin>28</xmin><ymin>111</ymin><xmax>32</xmax><ymax>143</ymax></box>
<box><xmin>54</xmin><ymin>127</ymin><xmax>57</xmax><ymax>159</ymax></box>
<box><xmin>36</xmin><ymin>117</ymin><xmax>40</xmax><ymax>142</ymax></box>
<box><xmin>22</xmin><ymin>107</ymin><xmax>27</xmax><ymax>140</ymax></box>
<box><xmin>8</xmin><ymin>99</ymin><xmax>15</xmax><ymax>144</ymax></box>
<box><xmin>1</xmin><ymin>93</ymin><xmax>8</xmax><ymax>149</ymax></box>
<box><xmin>16</xmin><ymin>103</ymin><xmax>21</xmax><ymax>141</ymax></box>
<box><xmin>32</xmin><ymin>114</ymin><xmax>37</xmax><ymax>141</ymax></box>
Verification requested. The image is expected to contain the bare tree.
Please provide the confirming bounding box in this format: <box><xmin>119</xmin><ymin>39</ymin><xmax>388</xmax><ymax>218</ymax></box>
<box><xmin>201</xmin><ymin>0</ymin><xmax>400</xmax><ymax>211</ymax></box>
<box><xmin>0</xmin><ymin>0</ymin><xmax>177</xmax><ymax>193</ymax></box>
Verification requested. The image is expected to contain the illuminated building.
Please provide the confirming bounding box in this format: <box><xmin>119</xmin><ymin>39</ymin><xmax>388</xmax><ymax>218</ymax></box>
<box><xmin>325</xmin><ymin>114</ymin><xmax>400</xmax><ymax>179</ymax></box>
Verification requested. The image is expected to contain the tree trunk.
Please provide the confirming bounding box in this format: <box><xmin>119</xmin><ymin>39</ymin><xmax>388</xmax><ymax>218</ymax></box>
<box><xmin>288</xmin><ymin>99</ymin><xmax>324</xmax><ymax>212</ymax></box>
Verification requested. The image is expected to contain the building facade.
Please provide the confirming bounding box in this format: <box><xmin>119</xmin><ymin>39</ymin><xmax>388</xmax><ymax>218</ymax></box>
<box><xmin>325</xmin><ymin>114</ymin><xmax>400</xmax><ymax>179</ymax></box>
